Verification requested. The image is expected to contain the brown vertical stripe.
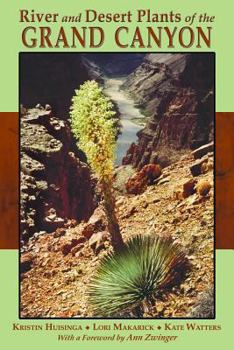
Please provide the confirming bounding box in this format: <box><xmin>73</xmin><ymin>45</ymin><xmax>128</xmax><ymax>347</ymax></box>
<box><xmin>0</xmin><ymin>112</ymin><xmax>233</xmax><ymax>249</ymax></box>
<box><xmin>216</xmin><ymin>112</ymin><xmax>234</xmax><ymax>249</ymax></box>
<box><xmin>0</xmin><ymin>112</ymin><xmax>18</xmax><ymax>249</ymax></box>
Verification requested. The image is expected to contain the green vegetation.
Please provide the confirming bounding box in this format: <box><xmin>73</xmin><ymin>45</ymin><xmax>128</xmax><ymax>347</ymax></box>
<box><xmin>70</xmin><ymin>80</ymin><xmax>124</xmax><ymax>250</ymax></box>
<box><xmin>70</xmin><ymin>81</ymin><xmax>187</xmax><ymax>318</ymax></box>
<box><xmin>70</xmin><ymin>80</ymin><xmax>117</xmax><ymax>180</ymax></box>
<box><xmin>88</xmin><ymin>235</ymin><xmax>186</xmax><ymax>317</ymax></box>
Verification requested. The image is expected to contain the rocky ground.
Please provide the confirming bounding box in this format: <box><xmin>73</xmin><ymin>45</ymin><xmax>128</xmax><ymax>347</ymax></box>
<box><xmin>20</xmin><ymin>144</ymin><xmax>214</xmax><ymax>318</ymax></box>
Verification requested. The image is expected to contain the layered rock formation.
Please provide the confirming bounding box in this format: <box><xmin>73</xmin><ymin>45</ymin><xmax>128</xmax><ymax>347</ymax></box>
<box><xmin>21</xmin><ymin>106</ymin><xmax>95</xmax><ymax>243</ymax></box>
<box><xmin>122</xmin><ymin>53</ymin><xmax>214</xmax><ymax>169</ymax></box>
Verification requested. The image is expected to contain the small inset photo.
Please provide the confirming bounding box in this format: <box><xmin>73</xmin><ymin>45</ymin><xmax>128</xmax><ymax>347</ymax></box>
<box><xmin>19</xmin><ymin>53</ymin><xmax>215</xmax><ymax>319</ymax></box>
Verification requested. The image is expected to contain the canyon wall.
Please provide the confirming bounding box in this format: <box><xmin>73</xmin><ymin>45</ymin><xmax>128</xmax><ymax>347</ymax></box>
<box><xmin>20</xmin><ymin>54</ymin><xmax>100</xmax><ymax>242</ymax></box>
<box><xmin>21</xmin><ymin>106</ymin><xmax>95</xmax><ymax>242</ymax></box>
<box><xmin>122</xmin><ymin>53</ymin><xmax>214</xmax><ymax>168</ymax></box>
<box><xmin>84</xmin><ymin>53</ymin><xmax>146</xmax><ymax>76</ymax></box>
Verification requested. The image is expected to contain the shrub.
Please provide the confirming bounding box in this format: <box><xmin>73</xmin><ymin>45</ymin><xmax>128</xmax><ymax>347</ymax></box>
<box><xmin>88</xmin><ymin>234</ymin><xmax>187</xmax><ymax>317</ymax></box>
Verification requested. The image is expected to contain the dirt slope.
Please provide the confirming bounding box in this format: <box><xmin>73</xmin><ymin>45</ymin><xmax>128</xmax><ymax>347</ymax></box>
<box><xmin>21</xmin><ymin>150</ymin><xmax>214</xmax><ymax>318</ymax></box>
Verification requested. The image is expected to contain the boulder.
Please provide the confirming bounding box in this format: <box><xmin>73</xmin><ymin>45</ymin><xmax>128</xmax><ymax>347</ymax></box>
<box><xmin>88</xmin><ymin>206</ymin><xmax>107</xmax><ymax>228</ymax></box>
<box><xmin>125</xmin><ymin>172</ymin><xmax>148</xmax><ymax>195</ymax></box>
<box><xmin>188</xmin><ymin>288</ymin><xmax>214</xmax><ymax>318</ymax></box>
<box><xmin>183</xmin><ymin>179</ymin><xmax>197</xmax><ymax>198</ymax></box>
<box><xmin>61</xmin><ymin>237</ymin><xmax>86</xmax><ymax>255</ymax></box>
<box><xmin>174</xmin><ymin>189</ymin><xmax>185</xmax><ymax>201</ymax></box>
<box><xmin>82</xmin><ymin>224</ymin><xmax>96</xmax><ymax>240</ymax></box>
<box><xmin>81</xmin><ymin>206</ymin><xmax>107</xmax><ymax>239</ymax></box>
<box><xmin>190</xmin><ymin>157</ymin><xmax>208</xmax><ymax>177</ymax></box>
<box><xmin>89</xmin><ymin>231</ymin><xmax>110</xmax><ymax>254</ymax></box>
<box><xmin>140</xmin><ymin>164</ymin><xmax>162</xmax><ymax>183</ymax></box>
<box><xmin>54</xmin><ymin>228</ymin><xmax>66</xmax><ymax>238</ymax></box>
<box><xmin>192</xmin><ymin>142</ymin><xmax>214</xmax><ymax>160</ymax></box>
<box><xmin>195</xmin><ymin>180</ymin><xmax>212</xmax><ymax>196</ymax></box>
<box><xmin>126</xmin><ymin>164</ymin><xmax>162</xmax><ymax>195</ymax></box>
<box><xmin>44</xmin><ymin>208</ymin><xmax>64</xmax><ymax>232</ymax></box>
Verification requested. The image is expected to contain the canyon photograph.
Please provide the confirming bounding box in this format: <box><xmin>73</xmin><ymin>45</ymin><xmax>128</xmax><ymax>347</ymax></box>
<box><xmin>20</xmin><ymin>52</ymin><xmax>214</xmax><ymax>318</ymax></box>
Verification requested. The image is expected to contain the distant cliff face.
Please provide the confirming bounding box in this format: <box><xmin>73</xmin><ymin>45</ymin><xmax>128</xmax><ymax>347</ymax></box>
<box><xmin>20</xmin><ymin>54</ymin><xmax>90</xmax><ymax>118</ymax></box>
<box><xmin>21</xmin><ymin>107</ymin><xmax>95</xmax><ymax>242</ymax></box>
<box><xmin>84</xmin><ymin>53</ymin><xmax>146</xmax><ymax>76</ymax></box>
<box><xmin>122</xmin><ymin>53</ymin><xmax>214</xmax><ymax>168</ymax></box>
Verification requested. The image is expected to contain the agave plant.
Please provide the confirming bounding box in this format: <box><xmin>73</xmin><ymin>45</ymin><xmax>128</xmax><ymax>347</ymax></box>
<box><xmin>88</xmin><ymin>234</ymin><xmax>187</xmax><ymax>317</ymax></box>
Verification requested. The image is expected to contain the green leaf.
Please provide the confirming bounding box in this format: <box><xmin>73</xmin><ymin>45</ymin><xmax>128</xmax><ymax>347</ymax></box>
<box><xmin>88</xmin><ymin>234</ymin><xmax>187</xmax><ymax>317</ymax></box>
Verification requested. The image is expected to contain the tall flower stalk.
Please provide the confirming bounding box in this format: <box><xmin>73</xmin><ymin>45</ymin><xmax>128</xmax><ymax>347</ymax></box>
<box><xmin>70</xmin><ymin>80</ymin><xmax>124</xmax><ymax>251</ymax></box>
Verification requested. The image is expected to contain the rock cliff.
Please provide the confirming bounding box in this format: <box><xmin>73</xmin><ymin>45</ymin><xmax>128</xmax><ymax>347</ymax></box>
<box><xmin>122</xmin><ymin>53</ymin><xmax>214</xmax><ymax>168</ymax></box>
<box><xmin>21</xmin><ymin>106</ymin><xmax>95</xmax><ymax>243</ymax></box>
<box><xmin>84</xmin><ymin>53</ymin><xmax>146</xmax><ymax>76</ymax></box>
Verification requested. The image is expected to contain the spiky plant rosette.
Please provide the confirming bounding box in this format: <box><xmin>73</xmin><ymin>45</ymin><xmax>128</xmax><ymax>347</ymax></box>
<box><xmin>88</xmin><ymin>234</ymin><xmax>187</xmax><ymax>317</ymax></box>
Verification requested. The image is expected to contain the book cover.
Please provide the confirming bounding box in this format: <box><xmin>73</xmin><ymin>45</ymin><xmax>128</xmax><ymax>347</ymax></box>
<box><xmin>0</xmin><ymin>0</ymin><xmax>233</xmax><ymax>348</ymax></box>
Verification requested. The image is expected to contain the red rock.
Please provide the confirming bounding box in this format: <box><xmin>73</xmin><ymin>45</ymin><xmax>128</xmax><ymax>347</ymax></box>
<box><xmin>140</xmin><ymin>164</ymin><xmax>162</xmax><ymax>183</ymax></box>
<box><xmin>125</xmin><ymin>172</ymin><xmax>148</xmax><ymax>195</ymax></box>
<box><xmin>126</xmin><ymin>164</ymin><xmax>162</xmax><ymax>195</ymax></box>
<box><xmin>183</xmin><ymin>179</ymin><xmax>197</xmax><ymax>198</ymax></box>
<box><xmin>174</xmin><ymin>189</ymin><xmax>185</xmax><ymax>201</ymax></box>
<box><xmin>122</xmin><ymin>143</ymin><xmax>138</xmax><ymax>165</ymax></box>
<box><xmin>21</xmin><ymin>105</ymin><xmax>95</xmax><ymax>242</ymax></box>
<box><xmin>61</xmin><ymin>238</ymin><xmax>80</xmax><ymax>255</ymax></box>
<box><xmin>81</xmin><ymin>224</ymin><xmax>95</xmax><ymax>239</ymax></box>
<box><xmin>121</xmin><ymin>55</ymin><xmax>214</xmax><ymax>169</ymax></box>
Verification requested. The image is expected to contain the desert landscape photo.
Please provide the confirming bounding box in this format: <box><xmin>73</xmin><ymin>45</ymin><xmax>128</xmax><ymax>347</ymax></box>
<box><xmin>20</xmin><ymin>53</ymin><xmax>214</xmax><ymax>318</ymax></box>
